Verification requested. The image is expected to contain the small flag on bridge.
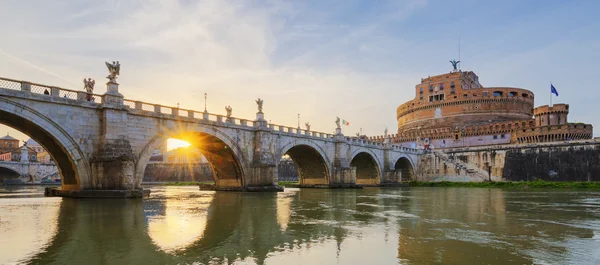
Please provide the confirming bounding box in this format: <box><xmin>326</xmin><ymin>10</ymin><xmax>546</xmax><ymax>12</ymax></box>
<box><xmin>342</xmin><ymin>119</ymin><xmax>350</xmax><ymax>126</ymax></box>
<box><xmin>551</xmin><ymin>84</ymin><xmax>559</xmax><ymax>96</ymax></box>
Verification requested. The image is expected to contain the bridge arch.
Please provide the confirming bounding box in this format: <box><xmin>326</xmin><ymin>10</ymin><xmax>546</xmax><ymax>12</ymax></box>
<box><xmin>0</xmin><ymin>164</ymin><xmax>22</xmax><ymax>181</ymax></box>
<box><xmin>349</xmin><ymin>149</ymin><xmax>381</xmax><ymax>185</ymax></box>
<box><xmin>135</xmin><ymin>126</ymin><xmax>249</xmax><ymax>189</ymax></box>
<box><xmin>393</xmin><ymin>155</ymin><xmax>415</xmax><ymax>181</ymax></box>
<box><xmin>0</xmin><ymin>98</ymin><xmax>88</xmax><ymax>190</ymax></box>
<box><xmin>278</xmin><ymin>141</ymin><xmax>331</xmax><ymax>186</ymax></box>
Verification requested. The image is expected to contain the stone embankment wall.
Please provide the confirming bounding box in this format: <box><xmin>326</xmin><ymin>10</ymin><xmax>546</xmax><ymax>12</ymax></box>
<box><xmin>416</xmin><ymin>140</ymin><xmax>600</xmax><ymax>182</ymax></box>
<box><xmin>143</xmin><ymin>162</ymin><xmax>299</xmax><ymax>182</ymax></box>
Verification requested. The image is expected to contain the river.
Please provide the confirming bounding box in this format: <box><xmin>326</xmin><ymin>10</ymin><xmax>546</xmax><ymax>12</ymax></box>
<box><xmin>1</xmin><ymin>186</ymin><xmax>599</xmax><ymax>265</ymax></box>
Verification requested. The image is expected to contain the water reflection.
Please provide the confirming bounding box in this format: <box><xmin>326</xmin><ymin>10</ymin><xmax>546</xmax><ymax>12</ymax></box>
<box><xmin>146</xmin><ymin>187</ymin><xmax>213</xmax><ymax>253</ymax></box>
<box><xmin>0</xmin><ymin>195</ymin><xmax>60</xmax><ymax>264</ymax></box>
<box><xmin>0</xmin><ymin>186</ymin><xmax>598</xmax><ymax>264</ymax></box>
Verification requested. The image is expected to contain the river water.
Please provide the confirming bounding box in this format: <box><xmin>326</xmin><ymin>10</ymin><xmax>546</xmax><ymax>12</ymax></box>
<box><xmin>1</xmin><ymin>186</ymin><xmax>599</xmax><ymax>265</ymax></box>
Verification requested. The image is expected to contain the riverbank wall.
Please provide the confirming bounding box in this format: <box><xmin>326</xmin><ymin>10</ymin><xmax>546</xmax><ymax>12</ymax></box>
<box><xmin>416</xmin><ymin>139</ymin><xmax>600</xmax><ymax>182</ymax></box>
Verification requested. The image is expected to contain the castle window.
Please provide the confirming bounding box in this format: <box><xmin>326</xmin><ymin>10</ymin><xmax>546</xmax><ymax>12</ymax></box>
<box><xmin>463</xmin><ymin>94</ymin><xmax>468</xmax><ymax>98</ymax></box>
<box><xmin>509</xmin><ymin>92</ymin><xmax>517</xmax><ymax>97</ymax></box>
<box><xmin>451</xmin><ymin>88</ymin><xmax>455</xmax><ymax>94</ymax></box>
<box><xmin>493</xmin><ymin>91</ymin><xmax>503</xmax><ymax>97</ymax></box>
<box><xmin>522</xmin><ymin>93</ymin><xmax>528</xmax><ymax>98</ymax></box>
<box><xmin>420</xmin><ymin>95</ymin><xmax>423</xmax><ymax>100</ymax></box>
<box><xmin>493</xmin><ymin>135</ymin><xmax>498</xmax><ymax>139</ymax></box>
<box><xmin>501</xmin><ymin>134</ymin><xmax>506</xmax><ymax>139</ymax></box>
<box><xmin>483</xmin><ymin>91</ymin><xmax>488</xmax><ymax>97</ymax></box>
<box><xmin>473</xmin><ymin>94</ymin><xmax>477</xmax><ymax>97</ymax></box>
<box><xmin>440</xmin><ymin>83</ymin><xmax>444</xmax><ymax>90</ymax></box>
<box><xmin>451</xmin><ymin>82</ymin><xmax>455</xmax><ymax>88</ymax></box>
<box><xmin>420</xmin><ymin>88</ymin><xmax>423</xmax><ymax>94</ymax></box>
<box><xmin>429</xmin><ymin>85</ymin><xmax>433</xmax><ymax>92</ymax></box>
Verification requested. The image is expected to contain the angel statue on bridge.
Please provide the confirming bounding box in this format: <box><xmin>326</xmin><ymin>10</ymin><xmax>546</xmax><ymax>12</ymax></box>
<box><xmin>255</xmin><ymin>98</ymin><xmax>263</xmax><ymax>113</ymax></box>
<box><xmin>305</xmin><ymin>122</ymin><xmax>311</xmax><ymax>131</ymax></box>
<box><xmin>225</xmin><ymin>105</ymin><xmax>232</xmax><ymax>117</ymax></box>
<box><xmin>83</xmin><ymin>78</ymin><xmax>95</xmax><ymax>101</ymax></box>
<box><xmin>335</xmin><ymin>117</ymin><xmax>341</xmax><ymax>129</ymax></box>
<box><xmin>105</xmin><ymin>61</ymin><xmax>121</xmax><ymax>83</ymax></box>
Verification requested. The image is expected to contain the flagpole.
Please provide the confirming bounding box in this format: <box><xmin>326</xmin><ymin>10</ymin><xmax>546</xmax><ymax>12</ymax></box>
<box><xmin>550</xmin><ymin>82</ymin><xmax>552</xmax><ymax>107</ymax></box>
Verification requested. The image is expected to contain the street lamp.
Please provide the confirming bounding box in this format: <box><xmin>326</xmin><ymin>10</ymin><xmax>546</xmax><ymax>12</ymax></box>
<box><xmin>204</xmin><ymin>93</ymin><xmax>207</xmax><ymax>112</ymax></box>
<box><xmin>297</xmin><ymin>113</ymin><xmax>300</xmax><ymax>129</ymax></box>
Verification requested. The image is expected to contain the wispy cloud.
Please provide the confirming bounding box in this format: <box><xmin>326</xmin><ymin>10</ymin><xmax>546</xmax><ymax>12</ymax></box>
<box><xmin>0</xmin><ymin>0</ymin><xmax>599</xmax><ymax>141</ymax></box>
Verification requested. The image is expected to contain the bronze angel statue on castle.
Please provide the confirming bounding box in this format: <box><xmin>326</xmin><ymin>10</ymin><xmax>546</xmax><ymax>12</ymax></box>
<box><xmin>105</xmin><ymin>61</ymin><xmax>120</xmax><ymax>83</ymax></box>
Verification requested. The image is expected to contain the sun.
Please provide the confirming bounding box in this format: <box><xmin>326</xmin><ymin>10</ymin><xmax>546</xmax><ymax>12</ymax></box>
<box><xmin>167</xmin><ymin>138</ymin><xmax>191</xmax><ymax>151</ymax></box>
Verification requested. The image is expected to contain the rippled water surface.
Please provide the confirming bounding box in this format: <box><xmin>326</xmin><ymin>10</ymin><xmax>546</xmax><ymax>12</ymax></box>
<box><xmin>1</xmin><ymin>186</ymin><xmax>600</xmax><ymax>265</ymax></box>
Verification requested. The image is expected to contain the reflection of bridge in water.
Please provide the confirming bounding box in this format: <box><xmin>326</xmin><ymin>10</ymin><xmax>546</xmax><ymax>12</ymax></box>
<box><xmin>0</xmin><ymin>74</ymin><xmax>421</xmax><ymax>196</ymax></box>
<box><xmin>27</xmin><ymin>188</ymin><xmax>403</xmax><ymax>264</ymax></box>
<box><xmin>7</xmin><ymin>187</ymin><xmax>594</xmax><ymax>264</ymax></box>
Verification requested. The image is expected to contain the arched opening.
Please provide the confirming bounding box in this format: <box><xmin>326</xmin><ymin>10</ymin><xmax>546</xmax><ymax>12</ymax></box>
<box><xmin>0</xmin><ymin>108</ymin><xmax>80</xmax><ymax>188</ymax></box>
<box><xmin>351</xmin><ymin>152</ymin><xmax>380</xmax><ymax>185</ymax></box>
<box><xmin>394</xmin><ymin>157</ymin><xmax>414</xmax><ymax>182</ymax></box>
<box><xmin>0</xmin><ymin>166</ymin><xmax>21</xmax><ymax>184</ymax></box>
<box><xmin>137</xmin><ymin>131</ymin><xmax>246</xmax><ymax>189</ymax></box>
<box><xmin>283</xmin><ymin>144</ymin><xmax>329</xmax><ymax>186</ymax></box>
<box><xmin>142</xmin><ymin>138</ymin><xmax>216</xmax><ymax>186</ymax></box>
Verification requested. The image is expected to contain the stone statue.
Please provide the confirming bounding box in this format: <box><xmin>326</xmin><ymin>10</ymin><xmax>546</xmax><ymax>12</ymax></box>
<box><xmin>356</xmin><ymin>132</ymin><xmax>360</xmax><ymax>137</ymax></box>
<box><xmin>105</xmin><ymin>61</ymin><xmax>121</xmax><ymax>83</ymax></box>
<box><xmin>305</xmin><ymin>122</ymin><xmax>311</xmax><ymax>131</ymax></box>
<box><xmin>83</xmin><ymin>78</ymin><xmax>95</xmax><ymax>93</ymax></box>
<box><xmin>225</xmin><ymin>105</ymin><xmax>232</xmax><ymax>117</ymax></box>
<box><xmin>255</xmin><ymin>98</ymin><xmax>263</xmax><ymax>113</ymax></box>
<box><xmin>450</xmin><ymin>60</ymin><xmax>460</xmax><ymax>72</ymax></box>
<box><xmin>22</xmin><ymin>140</ymin><xmax>27</xmax><ymax>147</ymax></box>
<box><xmin>335</xmin><ymin>117</ymin><xmax>341</xmax><ymax>129</ymax></box>
<box><xmin>384</xmin><ymin>128</ymin><xmax>388</xmax><ymax>138</ymax></box>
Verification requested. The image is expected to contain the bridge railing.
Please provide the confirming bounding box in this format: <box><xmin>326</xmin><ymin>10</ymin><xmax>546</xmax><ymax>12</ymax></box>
<box><xmin>0</xmin><ymin>76</ymin><xmax>104</xmax><ymax>104</ymax></box>
<box><xmin>122</xmin><ymin>99</ymin><xmax>263</xmax><ymax>128</ymax></box>
<box><xmin>1</xmin><ymin>76</ymin><xmax>424</xmax><ymax>153</ymax></box>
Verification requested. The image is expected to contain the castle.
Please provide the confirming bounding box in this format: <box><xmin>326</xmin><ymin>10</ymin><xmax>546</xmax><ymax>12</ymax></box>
<box><xmin>371</xmin><ymin>66</ymin><xmax>593</xmax><ymax>149</ymax></box>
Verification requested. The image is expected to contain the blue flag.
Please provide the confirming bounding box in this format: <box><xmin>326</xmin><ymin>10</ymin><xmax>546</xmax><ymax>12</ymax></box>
<box><xmin>551</xmin><ymin>84</ymin><xmax>559</xmax><ymax>96</ymax></box>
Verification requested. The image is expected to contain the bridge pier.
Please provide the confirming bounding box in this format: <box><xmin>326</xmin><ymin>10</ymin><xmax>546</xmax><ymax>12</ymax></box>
<box><xmin>329</xmin><ymin>133</ymin><xmax>359</xmax><ymax>188</ymax></box>
<box><xmin>244</xmin><ymin>113</ymin><xmax>283</xmax><ymax>191</ymax></box>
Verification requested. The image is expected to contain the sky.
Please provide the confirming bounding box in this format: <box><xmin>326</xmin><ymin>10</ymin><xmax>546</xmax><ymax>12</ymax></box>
<box><xmin>1</xmin><ymin>0</ymin><xmax>599</xmax><ymax>142</ymax></box>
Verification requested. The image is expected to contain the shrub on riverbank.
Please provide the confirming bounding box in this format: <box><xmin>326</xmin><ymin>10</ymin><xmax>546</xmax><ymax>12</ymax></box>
<box><xmin>409</xmin><ymin>180</ymin><xmax>600</xmax><ymax>189</ymax></box>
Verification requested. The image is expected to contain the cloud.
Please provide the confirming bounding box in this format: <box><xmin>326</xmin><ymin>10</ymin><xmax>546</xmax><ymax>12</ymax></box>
<box><xmin>1</xmin><ymin>0</ymin><xmax>599</xmax><ymax>141</ymax></box>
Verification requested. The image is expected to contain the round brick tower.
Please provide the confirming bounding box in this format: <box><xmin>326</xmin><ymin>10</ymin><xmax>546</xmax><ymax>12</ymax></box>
<box><xmin>396</xmin><ymin>71</ymin><xmax>535</xmax><ymax>133</ymax></box>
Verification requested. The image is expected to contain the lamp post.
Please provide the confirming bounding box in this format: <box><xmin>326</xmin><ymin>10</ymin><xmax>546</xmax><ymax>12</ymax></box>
<box><xmin>204</xmin><ymin>93</ymin><xmax>207</xmax><ymax>112</ymax></box>
<box><xmin>297</xmin><ymin>113</ymin><xmax>300</xmax><ymax>129</ymax></box>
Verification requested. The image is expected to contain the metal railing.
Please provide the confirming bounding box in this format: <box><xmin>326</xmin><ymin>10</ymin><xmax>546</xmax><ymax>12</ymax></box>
<box><xmin>0</xmin><ymin>76</ymin><xmax>103</xmax><ymax>104</ymax></box>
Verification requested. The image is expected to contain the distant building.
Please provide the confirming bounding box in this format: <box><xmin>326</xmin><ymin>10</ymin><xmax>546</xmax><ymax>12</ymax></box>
<box><xmin>370</xmin><ymin>68</ymin><xmax>593</xmax><ymax>148</ymax></box>
<box><xmin>6</xmin><ymin>146</ymin><xmax>38</xmax><ymax>162</ymax></box>
<box><xmin>0</xmin><ymin>134</ymin><xmax>19</xmax><ymax>153</ymax></box>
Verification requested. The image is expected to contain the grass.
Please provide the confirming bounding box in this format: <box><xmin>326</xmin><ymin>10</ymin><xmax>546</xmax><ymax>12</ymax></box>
<box><xmin>409</xmin><ymin>180</ymin><xmax>600</xmax><ymax>189</ymax></box>
<box><xmin>278</xmin><ymin>181</ymin><xmax>300</xmax><ymax>187</ymax></box>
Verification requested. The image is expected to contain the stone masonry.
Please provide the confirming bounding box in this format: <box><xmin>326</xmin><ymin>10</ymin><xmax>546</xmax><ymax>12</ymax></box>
<box><xmin>0</xmin><ymin>77</ymin><xmax>421</xmax><ymax>194</ymax></box>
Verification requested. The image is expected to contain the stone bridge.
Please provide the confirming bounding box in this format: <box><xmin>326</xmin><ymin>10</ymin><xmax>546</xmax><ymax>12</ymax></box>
<box><xmin>0</xmin><ymin>160</ymin><xmax>58</xmax><ymax>182</ymax></box>
<box><xmin>0</xmin><ymin>76</ymin><xmax>421</xmax><ymax>196</ymax></box>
